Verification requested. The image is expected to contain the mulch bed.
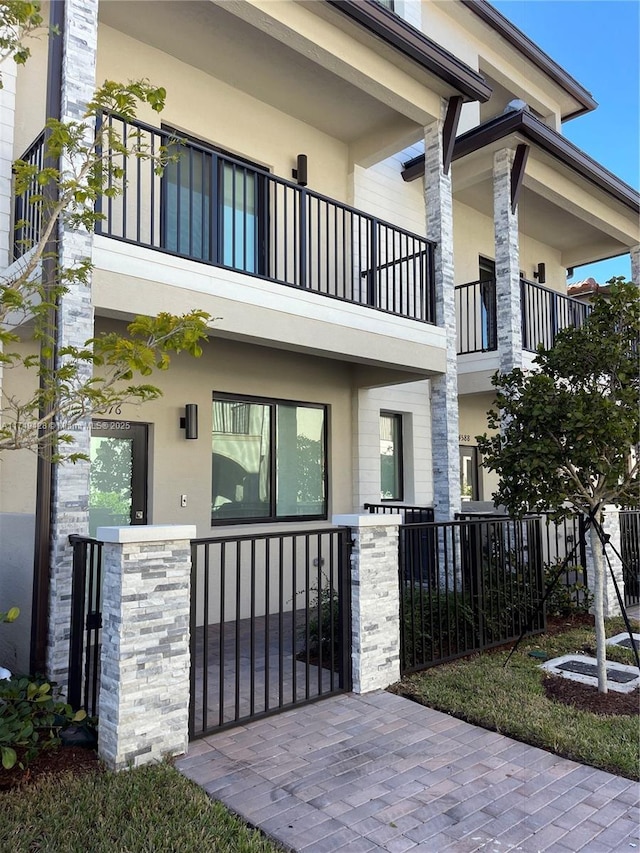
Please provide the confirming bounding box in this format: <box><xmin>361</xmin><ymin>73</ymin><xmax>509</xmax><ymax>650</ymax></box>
<box><xmin>0</xmin><ymin>745</ymin><xmax>101</xmax><ymax>793</ymax></box>
<box><xmin>542</xmin><ymin>675</ymin><xmax>639</xmax><ymax>716</ymax></box>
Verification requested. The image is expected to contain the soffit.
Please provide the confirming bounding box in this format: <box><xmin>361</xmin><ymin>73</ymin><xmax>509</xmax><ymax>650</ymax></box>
<box><xmin>452</xmin><ymin>140</ymin><xmax>639</xmax><ymax>264</ymax></box>
<box><xmin>98</xmin><ymin>1</ymin><xmax>437</xmax><ymax>145</ymax></box>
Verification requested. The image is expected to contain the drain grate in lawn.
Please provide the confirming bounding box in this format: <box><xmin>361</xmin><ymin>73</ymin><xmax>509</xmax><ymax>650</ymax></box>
<box><xmin>557</xmin><ymin>659</ymin><xmax>637</xmax><ymax>683</ymax></box>
<box><xmin>606</xmin><ymin>632</ymin><xmax>640</xmax><ymax>651</ymax></box>
<box><xmin>541</xmin><ymin>653</ymin><xmax>640</xmax><ymax>693</ymax></box>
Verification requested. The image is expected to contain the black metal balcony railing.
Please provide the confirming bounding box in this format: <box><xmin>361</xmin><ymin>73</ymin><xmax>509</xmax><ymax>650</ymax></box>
<box><xmin>13</xmin><ymin>131</ymin><xmax>45</xmax><ymax>259</ymax></box>
<box><xmin>520</xmin><ymin>279</ymin><xmax>591</xmax><ymax>352</ymax></box>
<box><xmin>12</xmin><ymin>118</ymin><xmax>436</xmax><ymax>323</ymax></box>
<box><xmin>455</xmin><ymin>277</ymin><xmax>592</xmax><ymax>356</ymax></box>
<box><xmin>455</xmin><ymin>279</ymin><xmax>497</xmax><ymax>354</ymax></box>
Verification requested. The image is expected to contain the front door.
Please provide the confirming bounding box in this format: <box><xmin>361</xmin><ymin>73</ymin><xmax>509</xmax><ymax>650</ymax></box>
<box><xmin>89</xmin><ymin>420</ymin><xmax>148</xmax><ymax>537</ymax></box>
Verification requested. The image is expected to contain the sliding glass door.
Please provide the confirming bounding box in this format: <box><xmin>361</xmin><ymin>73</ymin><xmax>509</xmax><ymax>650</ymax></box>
<box><xmin>162</xmin><ymin>131</ymin><xmax>266</xmax><ymax>274</ymax></box>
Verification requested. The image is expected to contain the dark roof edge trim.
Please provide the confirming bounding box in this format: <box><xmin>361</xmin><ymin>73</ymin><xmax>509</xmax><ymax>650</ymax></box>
<box><xmin>326</xmin><ymin>0</ymin><xmax>492</xmax><ymax>103</ymax></box>
<box><xmin>402</xmin><ymin>111</ymin><xmax>639</xmax><ymax>214</ymax></box>
<box><xmin>461</xmin><ymin>0</ymin><xmax>597</xmax><ymax>120</ymax></box>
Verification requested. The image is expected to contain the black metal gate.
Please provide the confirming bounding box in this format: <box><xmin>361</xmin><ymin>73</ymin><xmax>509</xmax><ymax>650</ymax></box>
<box><xmin>68</xmin><ymin>535</ymin><xmax>103</xmax><ymax>716</ymax></box>
<box><xmin>189</xmin><ymin>527</ymin><xmax>352</xmax><ymax>739</ymax></box>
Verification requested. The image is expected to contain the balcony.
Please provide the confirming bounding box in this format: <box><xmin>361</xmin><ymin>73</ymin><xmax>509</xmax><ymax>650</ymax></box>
<box><xmin>455</xmin><ymin>278</ymin><xmax>591</xmax><ymax>356</ymax></box>
<box><xmin>14</xmin><ymin>120</ymin><xmax>436</xmax><ymax>326</ymax></box>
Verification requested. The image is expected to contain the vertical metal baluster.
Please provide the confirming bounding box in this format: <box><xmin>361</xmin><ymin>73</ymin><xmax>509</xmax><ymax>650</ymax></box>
<box><xmin>316</xmin><ymin>534</ymin><xmax>323</xmax><ymax>694</ymax></box>
<box><xmin>202</xmin><ymin>541</ymin><xmax>210</xmax><ymax>732</ymax></box>
<box><xmin>219</xmin><ymin>541</ymin><xmax>226</xmax><ymax>727</ymax></box>
<box><xmin>264</xmin><ymin>539</ymin><xmax>270</xmax><ymax>712</ymax></box>
<box><xmin>149</xmin><ymin>131</ymin><xmax>156</xmax><ymax>247</ymax></box>
<box><xmin>234</xmin><ymin>540</ymin><xmax>241</xmax><ymax>720</ymax></box>
<box><xmin>328</xmin><ymin>533</ymin><xmax>335</xmax><ymax>691</ymax></box>
<box><xmin>250</xmin><ymin>538</ymin><xmax>256</xmax><ymax>717</ymax></box>
<box><xmin>291</xmin><ymin>537</ymin><xmax>297</xmax><ymax>704</ymax></box>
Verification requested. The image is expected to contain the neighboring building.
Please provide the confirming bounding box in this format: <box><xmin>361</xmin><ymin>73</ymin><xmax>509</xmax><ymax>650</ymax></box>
<box><xmin>0</xmin><ymin>0</ymin><xmax>638</xmax><ymax>680</ymax></box>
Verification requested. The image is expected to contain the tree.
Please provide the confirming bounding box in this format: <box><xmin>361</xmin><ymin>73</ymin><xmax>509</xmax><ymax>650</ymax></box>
<box><xmin>0</xmin><ymin>1</ymin><xmax>45</xmax><ymax>86</ymax></box>
<box><xmin>1</xmin><ymin>69</ymin><xmax>211</xmax><ymax>459</ymax></box>
<box><xmin>477</xmin><ymin>279</ymin><xmax>639</xmax><ymax>693</ymax></box>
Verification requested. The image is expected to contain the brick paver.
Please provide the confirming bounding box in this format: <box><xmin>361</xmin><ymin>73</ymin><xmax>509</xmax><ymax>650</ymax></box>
<box><xmin>175</xmin><ymin>692</ymin><xmax>639</xmax><ymax>852</ymax></box>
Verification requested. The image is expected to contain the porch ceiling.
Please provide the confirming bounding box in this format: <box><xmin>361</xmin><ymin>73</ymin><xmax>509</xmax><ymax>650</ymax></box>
<box><xmin>451</xmin><ymin>141</ymin><xmax>640</xmax><ymax>268</ymax></box>
<box><xmin>98</xmin><ymin>1</ymin><xmax>441</xmax><ymax>156</ymax></box>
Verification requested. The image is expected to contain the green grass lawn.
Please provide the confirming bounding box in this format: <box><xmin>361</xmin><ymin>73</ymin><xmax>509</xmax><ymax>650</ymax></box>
<box><xmin>0</xmin><ymin>761</ymin><xmax>282</xmax><ymax>853</ymax></box>
<box><xmin>393</xmin><ymin>617</ymin><xmax>640</xmax><ymax>781</ymax></box>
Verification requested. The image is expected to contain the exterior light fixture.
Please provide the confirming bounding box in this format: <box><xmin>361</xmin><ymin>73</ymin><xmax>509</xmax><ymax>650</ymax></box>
<box><xmin>292</xmin><ymin>154</ymin><xmax>307</xmax><ymax>186</ymax></box>
<box><xmin>180</xmin><ymin>404</ymin><xmax>198</xmax><ymax>440</ymax></box>
<box><xmin>533</xmin><ymin>263</ymin><xmax>546</xmax><ymax>284</ymax></box>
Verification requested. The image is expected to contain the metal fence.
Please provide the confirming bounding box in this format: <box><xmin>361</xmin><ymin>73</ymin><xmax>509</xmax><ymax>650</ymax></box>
<box><xmin>92</xmin><ymin>114</ymin><xmax>436</xmax><ymax>323</ymax></box>
<box><xmin>399</xmin><ymin>517</ymin><xmax>546</xmax><ymax>674</ymax></box>
<box><xmin>190</xmin><ymin>528</ymin><xmax>351</xmax><ymax>738</ymax></box>
<box><xmin>68</xmin><ymin>535</ymin><xmax>104</xmax><ymax>716</ymax></box>
<box><xmin>364</xmin><ymin>503</ymin><xmax>434</xmax><ymax>524</ymax></box>
<box><xmin>621</xmin><ymin>511</ymin><xmax>640</xmax><ymax>607</ymax></box>
<box><xmin>521</xmin><ymin>279</ymin><xmax>591</xmax><ymax>352</ymax></box>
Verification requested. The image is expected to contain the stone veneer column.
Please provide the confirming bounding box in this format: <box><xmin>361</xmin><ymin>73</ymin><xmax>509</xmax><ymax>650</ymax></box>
<box><xmin>0</xmin><ymin>58</ymin><xmax>17</xmax><ymax>270</ymax></box>
<box><xmin>46</xmin><ymin>0</ymin><xmax>99</xmax><ymax>686</ymax></box>
<box><xmin>425</xmin><ymin>102</ymin><xmax>460</xmax><ymax>522</ymax></box>
<box><xmin>493</xmin><ymin>148</ymin><xmax>523</xmax><ymax>373</ymax></box>
<box><xmin>333</xmin><ymin>514</ymin><xmax>401</xmax><ymax>693</ymax></box>
<box><xmin>630</xmin><ymin>245</ymin><xmax>640</xmax><ymax>286</ymax></box>
<box><xmin>584</xmin><ymin>508</ymin><xmax>624</xmax><ymax>618</ymax></box>
<box><xmin>97</xmin><ymin>525</ymin><xmax>195</xmax><ymax>771</ymax></box>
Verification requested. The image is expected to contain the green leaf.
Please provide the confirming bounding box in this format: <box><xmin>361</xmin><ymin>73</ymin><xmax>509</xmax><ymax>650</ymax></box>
<box><xmin>1</xmin><ymin>746</ymin><xmax>17</xmax><ymax>770</ymax></box>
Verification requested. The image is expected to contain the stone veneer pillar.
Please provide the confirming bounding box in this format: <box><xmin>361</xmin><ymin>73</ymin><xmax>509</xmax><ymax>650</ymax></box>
<box><xmin>46</xmin><ymin>0</ymin><xmax>99</xmax><ymax>687</ymax></box>
<box><xmin>333</xmin><ymin>513</ymin><xmax>401</xmax><ymax>693</ymax></box>
<box><xmin>97</xmin><ymin>525</ymin><xmax>195</xmax><ymax>771</ymax></box>
<box><xmin>425</xmin><ymin>102</ymin><xmax>460</xmax><ymax>522</ymax></box>
<box><xmin>584</xmin><ymin>508</ymin><xmax>624</xmax><ymax>618</ymax></box>
<box><xmin>630</xmin><ymin>245</ymin><xmax>640</xmax><ymax>286</ymax></box>
<box><xmin>493</xmin><ymin>148</ymin><xmax>523</xmax><ymax>373</ymax></box>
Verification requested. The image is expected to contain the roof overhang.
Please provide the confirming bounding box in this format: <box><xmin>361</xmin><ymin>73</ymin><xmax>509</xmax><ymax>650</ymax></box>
<box><xmin>402</xmin><ymin>110</ymin><xmax>639</xmax><ymax>216</ymax></box>
<box><xmin>460</xmin><ymin>0</ymin><xmax>597</xmax><ymax>120</ymax></box>
<box><xmin>325</xmin><ymin>0</ymin><xmax>492</xmax><ymax>104</ymax></box>
<box><xmin>403</xmin><ymin>110</ymin><xmax>639</xmax><ymax>268</ymax></box>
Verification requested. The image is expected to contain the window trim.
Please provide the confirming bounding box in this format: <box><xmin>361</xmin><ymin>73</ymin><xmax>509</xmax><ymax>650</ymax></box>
<box><xmin>380</xmin><ymin>411</ymin><xmax>404</xmax><ymax>502</ymax></box>
<box><xmin>211</xmin><ymin>392</ymin><xmax>328</xmax><ymax>525</ymax></box>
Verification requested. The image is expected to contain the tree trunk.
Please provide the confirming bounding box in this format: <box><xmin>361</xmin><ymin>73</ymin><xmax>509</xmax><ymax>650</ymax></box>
<box><xmin>590</xmin><ymin>513</ymin><xmax>608</xmax><ymax>694</ymax></box>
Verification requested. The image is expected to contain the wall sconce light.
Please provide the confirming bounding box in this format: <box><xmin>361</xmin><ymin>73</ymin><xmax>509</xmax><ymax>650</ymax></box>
<box><xmin>292</xmin><ymin>154</ymin><xmax>308</xmax><ymax>187</ymax></box>
<box><xmin>533</xmin><ymin>262</ymin><xmax>546</xmax><ymax>284</ymax></box>
<box><xmin>180</xmin><ymin>404</ymin><xmax>198</xmax><ymax>440</ymax></box>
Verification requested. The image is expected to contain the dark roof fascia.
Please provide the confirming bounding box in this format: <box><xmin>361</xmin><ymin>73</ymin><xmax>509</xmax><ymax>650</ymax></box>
<box><xmin>325</xmin><ymin>0</ymin><xmax>492</xmax><ymax>104</ymax></box>
<box><xmin>460</xmin><ymin>0</ymin><xmax>597</xmax><ymax>120</ymax></box>
<box><xmin>402</xmin><ymin>110</ymin><xmax>640</xmax><ymax>215</ymax></box>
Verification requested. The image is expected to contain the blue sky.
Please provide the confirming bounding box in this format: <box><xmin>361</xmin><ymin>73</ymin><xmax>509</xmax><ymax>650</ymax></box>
<box><xmin>491</xmin><ymin>0</ymin><xmax>639</xmax><ymax>284</ymax></box>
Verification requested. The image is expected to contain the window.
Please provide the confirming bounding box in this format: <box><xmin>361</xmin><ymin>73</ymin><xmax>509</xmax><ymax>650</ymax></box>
<box><xmin>162</xmin><ymin>128</ymin><xmax>267</xmax><ymax>273</ymax></box>
<box><xmin>212</xmin><ymin>394</ymin><xmax>327</xmax><ymax>523</ymax></box>
<box><xmin>380</xmin><ymin>412</ymin><xmax>403</xmax><ymax>500</ymax></box>
<box><xmin>376</xmin><ymin>0</ymin><xmax>395</xmax><ymax>9</ymax></box>
<box><xmin>459</xmin><ymin>445</ymin><xmax>480</xmax><ymax>501</ymax></box>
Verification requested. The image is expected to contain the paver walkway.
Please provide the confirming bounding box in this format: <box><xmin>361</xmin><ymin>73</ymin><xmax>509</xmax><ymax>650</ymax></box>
<box><xmin>176</xmin><ymin>691</ymin><xmax>639</xmax><ymax>852</ymax></box>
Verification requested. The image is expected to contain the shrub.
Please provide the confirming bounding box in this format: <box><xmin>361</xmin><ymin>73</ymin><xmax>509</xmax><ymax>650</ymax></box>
<box><xmin>0</xmin><ymin>675</ymin><xmax>86</xmax><ymax>770</ymax></box>
<box><xmin>544</xmin><ymin>559</ymin><xmax>592</xmax><ymax>616</ymax></box>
